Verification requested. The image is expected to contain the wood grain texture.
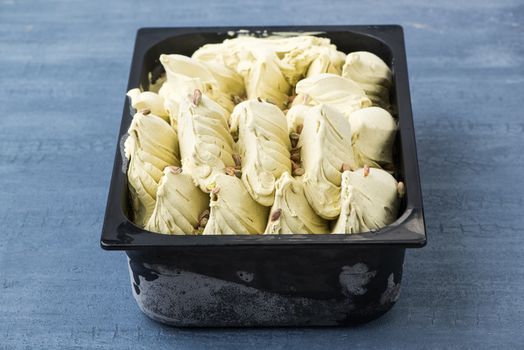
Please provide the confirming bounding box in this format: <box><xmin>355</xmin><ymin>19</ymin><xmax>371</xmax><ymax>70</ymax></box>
<box><xmin>0</xmin><ymin>0</ymin><xmax>523</xmax><ymax>348</ymax></box>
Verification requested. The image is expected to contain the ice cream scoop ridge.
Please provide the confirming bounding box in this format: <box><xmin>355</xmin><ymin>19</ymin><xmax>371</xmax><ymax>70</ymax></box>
<box><xmin>230</xmin><ymin>100</ymin><xmax>292</xmax><ymax>206</ymax></box>
<box><xmin>272</xmin><ymin>36</ymin><xmax>345</xmax><ymax>85</ymax></box>
<box><xmin>342</xmin><ymin>51</ymin><xmax>392</xmax><ymax>110</ymax></box>
<box><xmin>159</xmin><ymin>54</ymin><xmax>236</xmax><ymax>113</ymax></box>
<box><xmin>264</xmin><ymin>172</ymin><xmax>329</xmax><ymax>234</ymax></box>
<box><xmin>242</xmin><ymin>51</ymin><xmax>291</xmax><ymax>109</ymax></box>
<box><xmin>203</xmin><ymin>174</ymin><xmax>269</xmax><ymax>234</ymax></box>
<box><xmin>299</xmin><ymin>104</ymin><xmax>356</xmax><ymax>219</ymax></box>
<box><xmin>285</xmin><ymin>104</ymin><xmax>311</xmax><ymax>134</ymax></box>
<box><xmin>145</xmin><ymin>167</ymin><xmax>209</xmax><ymax>235</ymax></box>
<box><xmin>126</xmin><ymin>88</ymin><xmax>169</xmax><ymax>123</ymax></box>
<box><xmin>332</xmin><ymin>168</ymin><xmax>400</xmax><ymax>234</ymax></box>
<box><xmin>293</xmin><ymin>73</ymin><xmax>372</xmax><ymax>119</ymax></box>
<box><xmin>198</xmin><ymin>59</ymin><xmax>246</xmax><ymax>100</ymax></box>
<box><xmin>124</xmin><ymin>112</ymin><xmax>180</xmax><ymax>226</ymax></box>
<box><xmin>177</xmin><ymin>90</ymin><xmax>236</xmax><ymax>191</ymax></box>
<box><xmin>305</xmin><ymin>46</ymin><xmax>346</xmax><ymax>78</ymax></box>
<box><xmin>350</xmin><ymin>107</ymin><xmax>397</xmax><ymax>170</ymax></box>
<box><xmin>192</xmin><ymin>35</ymin><xmax>345</xmax><ymax>86</ymax></box>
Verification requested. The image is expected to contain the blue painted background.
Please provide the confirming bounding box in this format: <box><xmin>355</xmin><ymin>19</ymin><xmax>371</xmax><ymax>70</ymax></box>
<box><xmin>1</xmin><ymin>0</ymin><xmax>523</xmax><ymax>348</ymax></box>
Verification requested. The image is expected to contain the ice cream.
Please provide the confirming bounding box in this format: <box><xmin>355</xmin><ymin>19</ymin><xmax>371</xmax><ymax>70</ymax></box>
<box><xmin>177</xmin><ymin>90</ymin><xmax>236</xmax><ymax>191</ymax></box>
<box><xmin>161</xmin><ymin>92</ymin><xmax>181</xmax><ymax>129</ymax></box>
<box><xmin>285</xmin><ymin>104</ymin><xmax>310</xmax><ymax>134</ymax></box>
<box><xmin>271</xmin><ymin>36</ymin><xmax>345</xmax><ymax>85</ymax></box>
<box><xmin>146</xmin><ymin>166</ymin><xmax>209</xmax><ymax>235</ymax></box>
<box><xmin>192</xmin><ymin>35</ymin><xmax>345</xmax><ymax>86</ymax></box>
<box><xmin>244</xmin><ymin>51</ymin><xmax>291</xmax><ymax>109</ymax></box>
<box><xmin>126</xmin><ymin>88</ymin><xmax>169</xmax><ymax>123</ymax></box>
<box><xmin>350</xmin><ymin>107</ymin><xmax>397</xmax><ymax>170</ymax></box>
<box><xmin>124</xmin><ymin>35</ymin><xmax>402</xmax><ymax>235</ymax></box>
<box><xmin>293</xmin><ymin>73</ymin><xmax>372</xmax><ymax>119</ymax></box>
<box><xmin>125</xmin><ymin>111</ymin><xmax>180</xmax><ymax>166</ymax></box>
<box><xmin>342</xmin><ymin>51</ymin><xmax>392</xmax><ymax>109</ymax></box>
<box><xmin>332</xmin><ymin>167</ymin><xmax>401</xmax><ymax>233</ymax></box>
<box><xmin>264</xmin><ymin>172</ymin><xmax>329</xmax><ymax>234</ymax></box>
<box><xmin>203</xmin><ymin>173</ymin><xmax>269</xmax><ymax>234</ymax></box>
<box><xmin>124</xmin><ymin>111</ymin><xmax>180</xmax><ymax>226</ymax></box>
<box><xmin>230</xmin><ymin>100</ymin><xmax>291</xmax><ymax>206</ymax></box>
<box><xmin>299</xmin><ymin>104</ymin><xmax>356</xmax><ymax>219</ymax></box>
<box><xmin>198</xmin><ymin>59</ymin><xmax>246</xmax><ymax>99</ymax></box>
<box><xmin>192</xmin><ymin>37</ymin><xmax>257</xmax><ymax>74</ymax></box>
<box><xmin>159</xmin><ymin>54</ymin><xmax>236</xmax><ymax>113</ymax></box>
<box><xmin>305</xmin><ymin>47</ymin><xmax>346</xmax><ymax>78</ymax></box>
<box><xmin>125</xmin><ymin>136</ymin><xmax>161</xmax><ymax>228</ymax></box>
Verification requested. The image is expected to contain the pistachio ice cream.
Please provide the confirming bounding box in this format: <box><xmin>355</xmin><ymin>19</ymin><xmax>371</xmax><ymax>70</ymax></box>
<box><xmin>230</xmin><ymin>100</ymin><xmax>291</xmax><ymax>206</ymax></box>
<box><xmin>285</xmin><ymin>104</ymin><xmax>311</xmax><ymax>134</ymax></box>
<box><xmin>177</xmin><ymin>90</ymin><xmax>236</xmax><ymax>191</ymax></box>
<box><xmin>192</xmin><ymin>35</ymin><xmax>345</xmax><ymax>86</ymax></box>
<box><xmin>342</xmin><ymin>51</ymin><xmax>392</xmax><ymax>109</ymax></box>
<box><xmin>269</xmin><ymin>36</ymin><xmax>345</xmax><ymax>85</ymax></box>
<box><xmin>305</xmin><ymin>46</ymin><xmax>346</xmax><ymax>78</ymax></box>
<box><xmin>299</xmin><ymin>104</ymin><xmax>356</xmax><ymax>219</ymax></box>
<box><xmin>125</xmin><ymin>111</ymin><xmax>180</xmax><ymax>226</ymax></box>
<box><xmin>244</xmin><ymin>52</ymin><xmax>291</xmax><ymax>109</ymax></box>
<box><xmin>126</xmin><ymin>88</ymin><xmax>170</xmax><ymax>122</ymax></box>
<box><xmin>332</xmin><ymin>168</ymin><xmax>401</xmax><ymax>234</ymax></box>
<box><xmin>125</xmin><ymin>135</ymin><xmax>162</xmax><ymax>228</ymax></box>
<box><xmin>264</xmin><ymin>172</ymin><xmax>329</xmax><ymax>234</ymax></box>
<box><xmin>198</xmin><ymin>59</ymin><xmax>245</xmax><ymax>99</ymax></box>
<box><xmin>146</xmin><ymin>166</ymin><xmax>209</xmax><ymax>235</ymax></box>
<box><xmin>125</xmin><ymin>35</ymin><xmax>401</xmax><ymax>235</ymax></box>
<box><xmin>293</xmin><ymin>73</ymin><xmax>372</xmax><ymax>119</ymax></box>
<box><xmin>160</xmin><ymin>54</ymin><xmax>236</xmax><ymax>113</ymax></box>
<box><xmin>350</xmin><ymin>106</ymin><xmax>397</xmax><ymax>169</ymax></box>
<box><xmin>203</xmin><ymin>173</ymin><xmax>269</xmax><ymax>234</ymax></box>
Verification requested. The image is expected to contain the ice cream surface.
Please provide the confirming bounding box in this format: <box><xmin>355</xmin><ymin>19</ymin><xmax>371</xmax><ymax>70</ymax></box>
<box><xmin>350</xmin><ymin>106</ymin><xmax>397</xmax><ymax>169</ymax></box>
<box><xmin>203</xmin><ymin>174</ymin><xmax>269</xmax><ymax>235</ymax></box>
<box><xmin>146</xmin><ymin>167</ymin><xmax>209</xmax><ymax>235</ymax></box>
<box><xmin>230</xmin><ymin>100</ymin><xmax>291</xmax><ymax>206</ymax></box>
<box><xmin>177</xmin><ymin>90</ymin><xmax>236</xmax><ymax>191</ymax></box>
<box><xmin>124</xmin><ymin>34</ymin><xmax>401</xmax><ymax>235</ymax></box>
<box><xmin>198</xmin><ymin>59</ymin><xmax>246</xmax><ymax>99</ymax></box>
<box><xmin>192</xmin><ymin>35</ymin><xmax>345</xmax><ymax>86</ymax></box>
<box><xmin>124</xmin><ymin>111</ymin><xmax>180</xmax><ymax>226</ymax></box>
<box><xmin>244</xmin><ymin>52</ymin><xmax>291</xmax><ymax>109</ymax></box>
<box><xmin>305</xmin><ymin>47</ymin><xmax>346</xmax><ymax>78</ymax></box>
<box><xmin>159</xmin><ymin>54</ymin><xmax>236</xmax><ymax>113</ymax></box>
<box><xmin>267</xmin><ymin>36</ymin><xmax>345</xmax><ymax>85</ymax></box>
<box><xmin>299</xmin><ymin>104</ymin><xmax>356</xmax><ymax>219</ymax></box>
<box><xmin>342</xmin><ymin>51</ymin><xmax>392</xmax><ymax>109</ymax></box>
<box><xmin>264</xmin><ymin>172</ymin><xmax>329</xmax><ymax>234</ymax></box>
<box><xmin>293</xmin><ymin>73</ymin><xmax>372</xmax><ymax>119</ymax></box>
<box><xmin>285</xmin><ymin>104</ymin><xmax>310</xmax><ymax>134</ymax></box>
<box><xmin>126</xmin><ymin>88</ymin><xmax>169</xmax><ymax>122</ymax></box>
<box><xmin>332</xmin><ymin>168</ymin><xmax>400</xmax><ymax>234</ymax></box>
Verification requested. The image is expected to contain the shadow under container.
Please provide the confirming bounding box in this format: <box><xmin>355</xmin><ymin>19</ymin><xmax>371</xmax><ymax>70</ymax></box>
<box><xmin>101</xmin><ymin>25</ymin><xmax>426</xmax><ymax>327</ymax></box>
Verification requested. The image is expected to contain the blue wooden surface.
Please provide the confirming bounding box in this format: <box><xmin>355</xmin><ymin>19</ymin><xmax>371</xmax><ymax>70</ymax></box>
<box><xmin>1</xmin><ymin>0</ymin><xmax>523</xmax><ymax>349</ymax></box>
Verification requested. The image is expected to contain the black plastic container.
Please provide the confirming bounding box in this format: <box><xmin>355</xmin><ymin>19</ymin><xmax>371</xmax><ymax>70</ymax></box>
<box><xmin>101</xmin><ymin>26</ymin><xmax>426</xmax><ymax>327</ymax></box>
